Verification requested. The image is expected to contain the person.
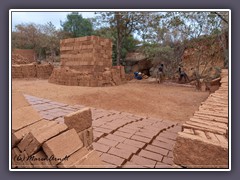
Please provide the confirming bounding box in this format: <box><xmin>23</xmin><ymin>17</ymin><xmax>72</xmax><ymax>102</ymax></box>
<box><xmin>156</xmin><ymin>64</ymin><xmax>164</xmax><ymax>83</ymax></box>
<box><xmin>178</xmin><ymin>67</ymin><xmax>190</xmax><ymax>83</ymax></box>
<box><xmin>134</xmin><ymin>72</ymin><xmax>142</xmax><ymax>80</ymax></box>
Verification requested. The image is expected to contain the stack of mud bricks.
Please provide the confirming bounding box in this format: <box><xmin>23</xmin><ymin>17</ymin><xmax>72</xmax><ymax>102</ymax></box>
<box><xmin>60</xmin><ymin>36</ymin><xmax>112</xmax><ymax>72</ymax></box>
<box><xmin>12</xmin><ymin>93</ymin><xmax>105</xmax><ymax>168</ymax></box>
<box><xmin>49</xmin><ymin>35</ymin><xmax>125</xmax><ymax>87</ymax></box>
<box><xmin>173</xmin><ymin>69</ymin><xmax>228</xmax><ymax>168</ymax></box>
<box><xmin>12</xmin><ymin>64</ymin><xmax>54</xmax><ymax>79</ymax></box>
<box><xmin>13</xmin><ymin>49</ymin><xmax>36</xmax><ymax>62</ymax></box>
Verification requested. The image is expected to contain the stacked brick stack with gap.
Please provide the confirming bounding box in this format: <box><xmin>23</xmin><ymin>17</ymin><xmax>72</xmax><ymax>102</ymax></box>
<box><xmin>49</xmin><ymin>36</ymin><xmax>125</xmax><ymax>87</ymax></box>
<box><xmin>12</xmin><ymin>92</ymin><xmax>106</xmax><ymax>168</ymax></box>
<box><xmin>173</xmin><ymin>69</ymin><xmax>229</xmax><ymax>168</ymax></box>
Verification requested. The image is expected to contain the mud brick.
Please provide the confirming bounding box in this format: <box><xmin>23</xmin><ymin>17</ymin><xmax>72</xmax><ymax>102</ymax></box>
<box><xmin>42</xmin><ymin>114</ymin><xmax>56</xmax><ymax>120</ymax></box>
<box><xmin>17</xmin><ymin>121</ymin><xmax>56</xmax><ymax>150</ymax></box>
<box><xmin>122</xmin><ymin>161</ymin><xmax>145</xmax><ymax>168</ymax></box>
<box><xmin>105</xmin><ymin>134</ymin><xmax>126</xmax><ymax>143</ymax></box>
<box><xmin>92</xmin><ymin>142</ymin><xmax>110</xmax><ymax>153</ymax></box>
<box><xmin>139</xmin><ymin>149</ymin><xmax>163</xmax><ymax>162</ymax></box>
<box><xmin>12</xmin><ymin>119</ymin><xmax>50</xmax><ymax>147</ymax></box>
<box><xmin>151</xmin><ymin>140</ymin><xmax>173</xmax><ymax>150</ymax></box>
<box><xmin>168</xmin><ymin>125</ymin><xmax>182</xmax><ymax>133</ymax></box>
<box><xmin>97</xmin><ymin>138</ymin><xmax>119</xmax><ymax>147</ymax></box>
<box><xmin>108</xmin><ymin>147</ymin><xmax>133</xmax><ymax>160</ymax></box>
<box><xmin>92</xmin><ymin>120</ymin><xmax>105</xmax><ymax>127</ymax></box>
<box><xmin>118</xmin><ymin>127</ymin><xmax>139</xmax><ymax>134</ymax></box>
<box><xmin>58</xmin><ymin>147</ymin><xmax>89</xmax><ymax>168</ymax></box>
<box><xmin>116</xmin><ymin>143</ymin><xmax>139</xmax><ymax>154</ymax></box>
<box><xmin>155</xmin><ymin>162</ymin><xmax>174</xmax><ymax>168</ymax></box>
<box><xmin>64</xmin><ymin>107</ymin><xmax>92</xmax><ymax>132</ymax></box>
<box><xmin>161</xmin><ymin>120</ymin><xmax>177</xmax><ymax>127</ymax></box>
<box><xmin>100</xmin><ymin>153</ymin><xmax>125</xmax><ymax>166</ymax></box>
<box><xmin>145</xmin><ymin>145</ymin><xmax>169</xmax><ymax>156</ymax></box>
<box><xmin>155</xmin><ymin>136</ymin><xmax>176</xmax><ymax>145</ymax></box>
<box><xmin>173</xmin><ymin>132</ymin><xmax>228</xmax><ymax>168</ymax></box>
<box><xmin>94</xmin><ymin>127</ymin><xmax>113</xmax><ymax>134</ymax></box>
<box><xmin>143</xmin><ymin>125</ymin><xmax>163</xmax><ymax>132</ymax></box>
<box><xmin>162</xmin><ymin>157</ymin><xmax>174</xmax><ymax>165</ymax></box>
<box><xmin>93</xmin><ymin>131</ymin><xmax>105</xmax><ymax>141</ymax></box>
<box><xmin>101</xmin><ymin>124</ymin><xmax>119</xmax><ymax>130</ymax></box>
<box><xmin>95</xmin><ymin>150</ymin><xmax>103</xmax><ymax>157</ymax></box>
<box><xmin>18</xmin><ymin>122</ymin><xmax>68</xmax><ymax>155</ymax></box>
<box><xmin>160</xmin><ymin>131</ymin><xmax>178</xmax><ymax>140</ymax></box>
<box><xmin>135</xmin><ymin>131</ymin><xmax>156</xmax><ymax>139</ymax></box>
<box><xmin>30</xmin><ymin>151</ymin><xmax>56</xmax><ymax>168</ymax></box>
<box><xmin>42</xmin><ymin>129</ymin><xmax>83</xmax><ymax>166</ymax></box>
<box><xmin>123</xmin><ymin>139</ymin><xmax>145</xmax><ymax>149</ymax></box>
<box><xmin>130</xmin><ymin>155</ymin><xmax>156</xmax><ymax>168</ymax></box>
<box><xmin>113</xmin><ymin>131</ymin><xmax>133</xmax><ymax>138</ymax></box>
<box><xmin>55</xmin><ymin>117</ymin><xmax>64</xmax><ymax>124</ymax></box>
<box><xmin>12</xmin><ymin>106</ymin><xmax>42</xmax><ymax>132</ymax></box>
<box><xmin>123</xmin><ymin>125</ymin><xmax>141</xmax><ymax>131</ymax></box>
<box><xmin>131</xmin><ymin>135</ymin><xmax>152</xmax><ymax>143</ymax></box>
<box><xmin>74</xmin><ymin>150</ymin><xmax>106</xmax><ymax>168</ymax></box>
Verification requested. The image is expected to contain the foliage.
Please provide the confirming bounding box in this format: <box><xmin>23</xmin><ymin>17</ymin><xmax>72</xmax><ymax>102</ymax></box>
<box><xmin>60</xmin><ymin>12</ymin><xmax>93</xmax><ymax>37</ymax></box>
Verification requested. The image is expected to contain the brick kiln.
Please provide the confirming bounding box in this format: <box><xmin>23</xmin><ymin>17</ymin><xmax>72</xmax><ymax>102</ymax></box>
<box><xmin>49</xmin><ymin>36</ymin><xmax>125</xmax><ymax>87</ymax></box>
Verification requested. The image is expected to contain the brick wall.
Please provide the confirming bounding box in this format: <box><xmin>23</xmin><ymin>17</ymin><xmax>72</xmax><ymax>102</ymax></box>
<box><xmin>12</xmin><ymin>63</ymin><xmax>54</xmax><ymax>79</ymax></box>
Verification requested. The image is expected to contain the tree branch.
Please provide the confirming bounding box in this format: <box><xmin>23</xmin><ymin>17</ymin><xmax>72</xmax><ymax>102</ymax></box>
<box><xmin>213</xmin><ymin>12</ymin><xmax>228</xmax><ymax>24</ymax></box>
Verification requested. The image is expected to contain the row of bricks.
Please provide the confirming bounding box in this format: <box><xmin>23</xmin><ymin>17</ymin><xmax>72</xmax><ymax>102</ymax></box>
<box><xmin>92</xmin><ymin>126</ymin><xmax>179</xmax><ymax>167</ymax></box>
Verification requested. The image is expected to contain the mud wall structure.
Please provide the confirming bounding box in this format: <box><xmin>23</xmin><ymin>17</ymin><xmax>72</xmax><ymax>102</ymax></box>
<box><xmin>12</xmin><ymin>92</ymin><xmax>106</xmax><ymax>168</ymax></box>
<box><xmin>49</xmin><ymin>36</ymin><xmax>125</xmax><ymax>87</ymax></box>
<box><xmin>12</xmin><ymin>63</ymin><xmax>54</xmax><ymax>79</ymax></box>
<box><xmin>173</xmin><ymin>69</ymin><xmax>228</xmax><ymax>168</ymax></box>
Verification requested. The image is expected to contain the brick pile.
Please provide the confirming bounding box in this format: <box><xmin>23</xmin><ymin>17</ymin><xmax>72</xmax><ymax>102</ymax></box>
<box><xmin>12</xmin><ymin>49</ymin><xmax>36</xmax><ymax>64</ymax></box>
<box><xmin>12</xmin><ymin>93</ymin><xmax>105</xmax><ymax>168</ymax></box>
<box><xmin>173</xmin><ymin>69</ymin><xmax>228</xmax><ymax>168</ymax></box>
<box><xmin>12</xmin><ymin>63</ymin><xmax>54</xmax><ymax>79</ymax></box>
<box><xmin>49</xmin><ymin>36</ymin><xmax>126</xmax><ymax>87</ymax></box>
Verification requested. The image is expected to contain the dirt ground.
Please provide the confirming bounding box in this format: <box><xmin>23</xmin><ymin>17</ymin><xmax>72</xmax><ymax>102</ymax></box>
<box><xmin>12</xmin><ymin>79</ymin><xmax>209</xmax><ymax>123</ymax></box>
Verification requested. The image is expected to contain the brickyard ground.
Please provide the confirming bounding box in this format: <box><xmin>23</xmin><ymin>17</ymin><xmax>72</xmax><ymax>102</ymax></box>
<box><xmin>12</xmin><ymin>79</ymin><xmax>209</xmax><ymax>123</ymax></box>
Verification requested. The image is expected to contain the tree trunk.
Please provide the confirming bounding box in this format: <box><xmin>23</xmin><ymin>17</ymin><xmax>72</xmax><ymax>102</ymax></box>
<box><xmin>115</xmin><ymin>12</ymin><xmax>121</xmax><ymax>66</ymax></box>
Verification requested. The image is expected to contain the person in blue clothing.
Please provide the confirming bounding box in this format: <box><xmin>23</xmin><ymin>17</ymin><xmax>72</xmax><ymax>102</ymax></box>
<box><xmin>134</xmin><ymin>72</ymin><xmax>142</xmax><ymax>80</ymax></box>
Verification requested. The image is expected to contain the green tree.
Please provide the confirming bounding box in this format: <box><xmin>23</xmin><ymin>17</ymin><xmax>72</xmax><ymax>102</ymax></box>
<box><xmin>96</xmin><ymin>12</ymin><xmax>159</xmax><ymax>65</ymax></box>
<box><xmin>60</xmin><ymin>12</ymin><xmax>93</xmax><ymax>37</ymax></box>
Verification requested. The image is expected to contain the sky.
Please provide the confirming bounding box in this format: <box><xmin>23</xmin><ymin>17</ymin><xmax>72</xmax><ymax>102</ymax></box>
<box><xmin>11</xmin><ymin>11</ymin><xmax>96</xmax><ymax>30</ymax></box>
